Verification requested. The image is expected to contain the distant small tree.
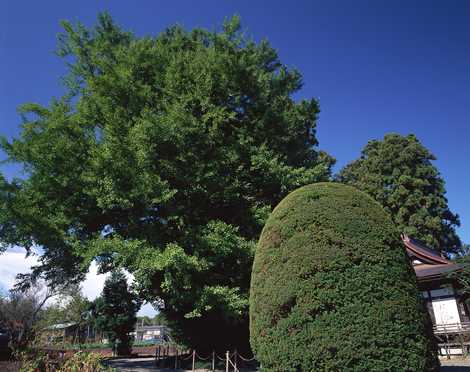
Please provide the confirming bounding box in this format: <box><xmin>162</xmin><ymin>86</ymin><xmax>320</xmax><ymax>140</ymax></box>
<box><xmin>152</xmin><ymin>313</ymin><xmax>168</xmax><ymax>327</ymax></box>
<box><xmin>137</xmin><ymin>312</ymin><xmax>167</xmax><ymax>327</ymax></box>
<box><xmin>0</xmin><ymin>281</ymin><xmax>62</xmax><ymax>351</ymax></box>
<box><xmin>92</xmin><ymin>271</ymin><xmax>141</xmax><ymax>355</ymax></box>
<box><xmin>136</xmin><ymin>316</ymin><xmax>152</xmax><ymax>327</ymax></box>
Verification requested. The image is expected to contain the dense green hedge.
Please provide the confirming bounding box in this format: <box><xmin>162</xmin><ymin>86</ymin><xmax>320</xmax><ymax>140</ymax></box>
<box><xmin>250</xmin><ymin>183</ymin><xmax>438</xmax><ymax>371</ymax></box>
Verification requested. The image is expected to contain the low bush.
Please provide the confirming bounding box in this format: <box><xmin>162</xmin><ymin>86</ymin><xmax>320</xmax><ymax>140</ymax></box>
<box><xmin>18</xmin><ymin>349</ymin><xmax>114</xmax><ymax>372</ymax></box>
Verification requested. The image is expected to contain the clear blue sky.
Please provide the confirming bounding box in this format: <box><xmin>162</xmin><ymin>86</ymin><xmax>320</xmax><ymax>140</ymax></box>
<box><xmin>1</xmin><ymin>1</ymin><xmax>469</xmax><ymax>244</ymax></box>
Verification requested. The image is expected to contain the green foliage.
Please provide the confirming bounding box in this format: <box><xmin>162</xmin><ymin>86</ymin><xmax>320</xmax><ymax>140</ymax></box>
<box><xmin>337</xmin><ymin>133</ymin><xmax>460</xmax><ymax>254</ymax></box>
<box><xmin>0</xmin><ymin>13</ymin><xmax>333</xmax><ymax>351</ymax></box>
<box><xmin>60</xmin><ymin>351</ymin><xmax>114</xmax><ymax>372</ymax></box>
<box><xmin>448</xmin><ymin>245</ymin><xmax>470</xmax><ymax>296</ymax></box>
<box><xmin>39</xmin><ymin>287</ymin><xmax>91</xmax><ymax>329</ymax></box>
<box><xmin>250</xmin><ymin>182</ymin><xmax>439</xmax><ymax>371</ymax></box>
<box><xmin>17</xmin><ymin>349</ymin><xmax>52</xmax><ymax>372</ymax></box>
<box><xmin>137</xmin><ymin>312</ymin><xmax>168</xmax><ymax>326</ymax></box>
<box><xmin>18</xmin><ymin>349</ymin><xmax>114</xmax><ymax>372</ymax></box>
<box><xmin>92</xmin><ymin>270</ymin><xmax>140</xmax><ymax>356</ymax></box>
<box><xmin>47</xmin><ymin>342</ymin><xmax>106</xmax><ymax>350</ymax></box>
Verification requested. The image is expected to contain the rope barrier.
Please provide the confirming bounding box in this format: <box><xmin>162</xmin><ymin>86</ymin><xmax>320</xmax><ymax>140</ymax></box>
<box><xmin>181</xmin><ymin>352</ymin><xmax>193</xmax><ymax>361</ymax></box>
<box><xmin>154</xmin><ymin>348</ymin><xmax>258</xmax><ymax>365</ymax></box>
<box><xmin>195</xmin><ymin>352</ymin><xmax>211</xmax><ymax>361</ymax></box>
<box><xmin>237</xmin><ymin>354</ymin><xmax>256</xmax><ymax>362</ymax></box>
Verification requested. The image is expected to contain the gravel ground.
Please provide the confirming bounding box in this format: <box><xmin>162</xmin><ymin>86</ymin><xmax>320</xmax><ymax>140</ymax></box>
<box><xmin>440</xmin><ymin>358</ymin><xmax>470</xmax><ymax>371</ymax></box>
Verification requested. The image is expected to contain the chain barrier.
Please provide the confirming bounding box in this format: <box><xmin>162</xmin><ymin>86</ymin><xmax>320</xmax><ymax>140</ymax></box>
<box><xmin>155</xmin><ymin>346</ymin><xmax>258</xmax><ymax>371</ymax></box>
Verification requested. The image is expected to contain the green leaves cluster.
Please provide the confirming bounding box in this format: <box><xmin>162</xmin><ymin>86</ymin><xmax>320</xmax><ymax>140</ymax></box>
<box><xmin>250</xmin><ymin>183</ymin><xmax>439</xmax><ymax>371</ymax></box>
<box><xmin>338</xmin><ymin>133</ymin><xmax>460</xmax><ymax>254</ymax></box>
<box><xmin>0</xmin><ymin>14</ymin><xmax>333</xmax><ymax>351</ymax></box>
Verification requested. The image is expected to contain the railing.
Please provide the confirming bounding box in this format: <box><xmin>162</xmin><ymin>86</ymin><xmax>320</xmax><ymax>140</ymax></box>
<box><xmin>432</xmin><ymin>322</ymin><xmax>470</xmax><ymax>358</ymax></box>
<box><xmin>433</xmin><ymin>322</ymin><xmax>470</xmax><ymax>334</ymax></box>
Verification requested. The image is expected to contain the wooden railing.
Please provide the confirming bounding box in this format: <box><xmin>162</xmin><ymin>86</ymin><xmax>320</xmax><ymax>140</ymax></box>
<box><xmin>433</xmin><ymin>322</ymin><xmax>470</xmax><ymax>334</ymax></box>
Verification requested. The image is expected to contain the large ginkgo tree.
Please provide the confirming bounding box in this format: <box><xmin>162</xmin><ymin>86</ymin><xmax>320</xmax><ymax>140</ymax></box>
<box><xmin>0</xmin><ymin>14</ymin><xmax>334</xmax><ymax>351</ymax></box>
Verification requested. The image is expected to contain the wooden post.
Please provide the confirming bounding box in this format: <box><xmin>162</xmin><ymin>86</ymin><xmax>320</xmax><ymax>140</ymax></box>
<box><xmin>175</xmin><ymin>348</ymin><xmax>178</xmax><ymax>369</ymax></box>
<box><xmin>234</xmin><ymin>349</ymin><xmax>237</xmax><ymax>370</ymax></box>
<box><xmin>226</xmin><ymin>350</ymin><xmax>229</xmax><ymax>372</ymax></box>
<box><xmin>212</xmin><ymin>350</ymin><xmax>215</xmax><ymax>371</ymax></box>
<box><xmin>192</xmin><ymin>350</ymin><xmax>196</xmax><ymax>371</ymax></box>
<box><xmin>444</xmin><ymin>326</ymin><xmax>450</xmax><ymax>360</ymax></box>
<box><xmin>167</xmin><ymin>345</ymin><xmax>170</xmax><ymax>367</ymax></box>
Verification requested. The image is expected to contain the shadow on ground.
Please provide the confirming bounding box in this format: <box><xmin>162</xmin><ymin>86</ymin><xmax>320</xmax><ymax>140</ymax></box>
<box><xmin>106</xmin><ymin>357</ymin><xmax>470</xmax><ymax>372</ymax></box>
<box><xmin>105</xmin><ymin>358</ymin><xmax>173</xmax><ymax>372</ymax></box>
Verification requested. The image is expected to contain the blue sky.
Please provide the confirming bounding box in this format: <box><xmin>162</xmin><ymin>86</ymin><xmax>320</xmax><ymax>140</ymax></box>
<box><xmin>0</xmin><ymin>2</ymin><xmax>469</xmax><ymax>270</ymax></box>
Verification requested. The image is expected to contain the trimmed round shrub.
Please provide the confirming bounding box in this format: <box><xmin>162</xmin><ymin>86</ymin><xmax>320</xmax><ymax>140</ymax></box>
<box><xmin>250</xmin><ymin>183</ymin><xmax>438</xmax><ymax>371</ymax></box>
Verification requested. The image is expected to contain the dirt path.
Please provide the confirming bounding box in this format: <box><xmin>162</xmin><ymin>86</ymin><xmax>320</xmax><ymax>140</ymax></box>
<box><xmin>440</xmin><ymin>358</ymin><xmax>470</xmax><ymax>372</ymax></box>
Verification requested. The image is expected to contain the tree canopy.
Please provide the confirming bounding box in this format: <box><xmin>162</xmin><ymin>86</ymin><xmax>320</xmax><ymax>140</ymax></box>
<box><xmin>337</xmin><ymin>133</ymin><xmax>460</xmax><ymax>255</ymax></box>
<box><xmin>0</xmin><ymin>13</ymin><xmax>333</xmax><ymax>351</ymax></box>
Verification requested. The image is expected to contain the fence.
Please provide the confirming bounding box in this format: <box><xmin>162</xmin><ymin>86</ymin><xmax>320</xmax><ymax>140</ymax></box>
<box><xmin>433</xmin><ymin>322</ymin><xmax>470</xmax><ymax>358</ymax></box>
<box><xmin>155</xmin><ymin>346</ymin><xmax>258</xmax><ymax>371</ymax></box>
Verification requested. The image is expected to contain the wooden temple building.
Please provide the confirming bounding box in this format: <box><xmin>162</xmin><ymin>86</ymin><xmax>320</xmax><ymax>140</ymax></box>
<box><xmin>402</xmin><ymin>235</ymin><xmax>470</xmax><ymax>355</ymax></box>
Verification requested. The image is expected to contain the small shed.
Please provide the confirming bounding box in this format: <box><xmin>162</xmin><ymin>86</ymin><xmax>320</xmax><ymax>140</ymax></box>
<box><xmin>43</xmin><ymin>322</ymin><xmax>80</xmax><ymax>344</ymax></box>
<box><xmin>133</xmin><ymin>325</ymin><xmax>169</xmax><ymax>342</ymax></box>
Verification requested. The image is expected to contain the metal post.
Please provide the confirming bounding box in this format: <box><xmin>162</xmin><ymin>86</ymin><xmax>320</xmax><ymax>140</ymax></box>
<box><xmin>226</xmin><ymin>350</ymin><xmax>229</xmax><ymax>372</ymax></box>
<box><xmin>192</xmin><ymin>350</ymin><xmax>196</xmax><ymax>371</ymax></box>
<box><xmin>212</xmin><ymin>350</ymin><xmax>215</xmax><ymax>372</ymax></box>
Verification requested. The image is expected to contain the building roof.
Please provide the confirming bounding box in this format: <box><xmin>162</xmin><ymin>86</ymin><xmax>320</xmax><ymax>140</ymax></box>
<box><xmin>414</xmin><ymin>263</ymin><xmax>460</xmax><ymax>280</ymax></box>
<box><xmin>44</xmin><ymin>322</ymin><xmax>77</xmax><ymax>330</ymax></box>
<box><xmin>402</xmin><ymin>235</ymin><xmax>451</xmax><ymax>265</ymax></box>
<box><xmin>135</xmin><ymin>325</ymin><xmax>167</xmax><ymax>331</ymax></box>
<box><xmin>401</xmin><ymin>235</ymin><xmax>461</xmax><ymax>281</ymax></box>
